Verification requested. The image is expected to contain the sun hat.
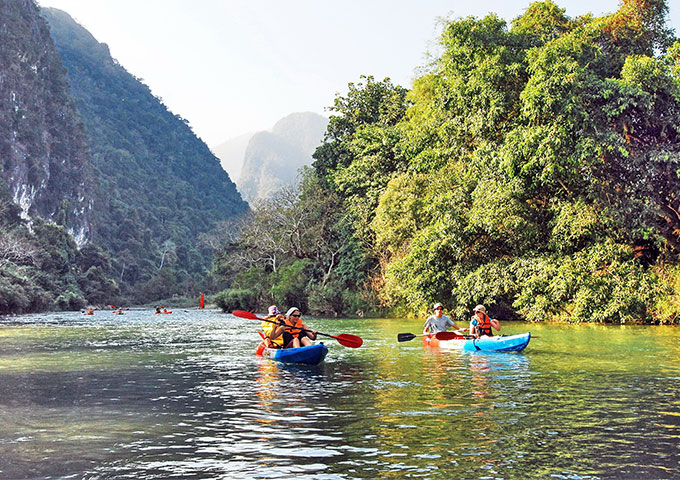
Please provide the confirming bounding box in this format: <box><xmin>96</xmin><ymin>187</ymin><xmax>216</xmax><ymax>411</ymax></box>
<box><xmin>286</xmin><ymin>307</ymin><xmax>301</xmax><ymax>317</ymax></box>
<box><xmin>433</xmin><ymin>302</ymin><xmax>443</xmax><ymax>311</ymax></box>
<box><xmin>473</xmin><ymin>304</ymin><xmax>486</xmax><ymax>313</ymax></box>
<box><xmin>268</xmin><ymin>305</ymin><xmax>280</xmax><ymax>315</ymax></box>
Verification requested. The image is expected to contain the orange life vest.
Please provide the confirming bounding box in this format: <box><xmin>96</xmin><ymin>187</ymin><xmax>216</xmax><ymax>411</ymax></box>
<box><xmin>285</xmin><ymin>316</ymin><xmax>305</xmax><ymax>338</ymax></box>
<box><xmin>475</xmin><ymin>313</ymin><xmax>493</xmax><ymax>336</ymax></box>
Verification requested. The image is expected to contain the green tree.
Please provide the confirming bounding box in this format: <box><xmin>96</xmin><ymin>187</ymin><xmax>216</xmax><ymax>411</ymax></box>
<box><xmin>212</xmin><ymin>0</ymin><xmax>680</xmax><ymax>324</ymax></box>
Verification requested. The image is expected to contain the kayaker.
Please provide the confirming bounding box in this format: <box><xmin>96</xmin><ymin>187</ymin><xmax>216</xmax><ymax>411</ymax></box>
<box><xmin>284</xmin><ymin>307</ymin><xmax>317</xmax><ymax>348</ymax></box>
<box><xmin>469</xmin><ymin>304</ymin><xmax>501</xmax><ymax>337</ymax></box>
<box><xmin>155</xmin><ymin>306</ymin><xmax>161</xmax><ymax>314</ymax></box>
<box><xmin>423</xmin><ymin>302</ymin><xmax>461</xmax><ymax>334</ymax></box>
<box><xmin>261</xmin><ymin>305</ymin><xmax>290</xmax><ymax>349</ymax></box>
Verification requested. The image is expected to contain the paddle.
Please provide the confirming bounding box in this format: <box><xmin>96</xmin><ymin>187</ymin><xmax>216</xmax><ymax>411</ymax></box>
<box><xmin>232</xmin><ymin>310</ymin><xmax>363</xmax><ymax>348</ymax></box>
<box><xmin>397</xmin><ymin>331</ymin><xmax>466</xmax><ymax>342</ymax></box>
<box><xmin>397</xmin><ymin>332</ymin><xmax>425</xmax><ymax>342</ymax></box>
<box><xmin>398</xmin><ymin>330</ymin><xmax>535</xmax><ymax>344</ymax></box>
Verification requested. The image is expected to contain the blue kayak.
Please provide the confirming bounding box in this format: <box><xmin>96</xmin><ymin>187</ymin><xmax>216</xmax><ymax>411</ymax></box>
<box><xmin>423</xmin><ymin>332</ymin><xmax>531</xmax><ymax>352</ymax></box>
<box><xmin>258</xmin><ymin>343</ymin><xmax>329</xmax><ymax>365</ymax></box>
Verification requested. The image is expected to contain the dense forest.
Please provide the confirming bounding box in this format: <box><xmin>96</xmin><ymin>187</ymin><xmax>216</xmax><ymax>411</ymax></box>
<box><xmin>0</xmin><ymin>2</ymin><xmax>249</xmax><ymax>314</ymax></box>
<box><xmin>214</xmin><ymin>0</ymin><xmax>680</xmax><ymax>324</ymax></box>
<box><xmin>41</xmin><ymin>8</ymin><xmax>248</xmax><ymax>305</ymax></box>
<box><xmin>0</xmin><ymin>179</ymin><xmax>116</xmax><ymax>312</ymax></box>
<box><xmin>0</xmin><ymin>0</ymin><xmax>106</xmax><ymax>313</ymax></box>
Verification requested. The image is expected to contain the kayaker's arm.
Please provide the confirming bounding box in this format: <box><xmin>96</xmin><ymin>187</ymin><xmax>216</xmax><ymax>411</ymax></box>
<box><xmin>469</xmin><ymin>319</ymin><xmax>479</xmax><ymax>338</ymax></box>
<box><xmin>491</xmin><ymin>319</ymin><xmax>501</xmax><ymax>331</ymax></box>
<box><xmin>301</xmin><ymin>323</ymin><xmax>317</xmax><ymax>340</ymax></box>
<box><xmin>266</xmin><ymin>316</ymin><xmax>287</xmax><ymax>339</ymax></box>
<box><xmin>270</xmin><ymin>324</ymin><xmax>286</xmax><ymax>339</ymax></box>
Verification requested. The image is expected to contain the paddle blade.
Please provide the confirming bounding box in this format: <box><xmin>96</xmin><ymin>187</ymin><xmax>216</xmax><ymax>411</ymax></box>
<box><xmin>397</xmin><ymin>333</ymin><xmax>417</xmax><ymax>343</ymax></box>
<box><xmin>335</xmin><ymin>333</ymin><xmax>363</xmax><ymax>348</ymax></box>
<box><xmin>232</xmin><ymin>310</ymin><xmax>260</xmax><ymax>320</ymax></box>
<box><xmin>434</xmin><ymin>331</ymin><xmax>464</xmax><ymax>340</ymax></box>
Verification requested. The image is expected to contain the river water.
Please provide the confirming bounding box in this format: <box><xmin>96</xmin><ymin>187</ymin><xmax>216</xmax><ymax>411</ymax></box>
<box><xmin>0</xmin><ymin>310</ymin><xmax>678</xmax><ymax>479</ymax></box>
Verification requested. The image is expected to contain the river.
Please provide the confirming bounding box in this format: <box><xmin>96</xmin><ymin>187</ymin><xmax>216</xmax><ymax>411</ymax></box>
<box><xmin>0</xmin><ymin>309</ymin><xmax>678</xmax><ymax>479</ymax></box>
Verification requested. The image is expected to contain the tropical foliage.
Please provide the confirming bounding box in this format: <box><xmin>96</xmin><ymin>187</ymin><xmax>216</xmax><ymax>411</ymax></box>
<box><xmin>0</xmin><ymin>178</ymin><xmax>119</xmax><ymax>314</ymax></box>
<box><xmin>41</xmin><ymin>7</ymin><xmax>248</xmax><ymax>305</ymax></box>
<box><xmin>214</xmin><ymin>0</ymin><xmax>680</xmax><ymax>323</ymax></box>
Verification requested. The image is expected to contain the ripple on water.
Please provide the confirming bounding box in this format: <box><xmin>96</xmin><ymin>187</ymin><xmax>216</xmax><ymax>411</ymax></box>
<box><xmin>1</xmin><ymin>312</ymin><xmax>679</xmax><ymax>479</ymax></box>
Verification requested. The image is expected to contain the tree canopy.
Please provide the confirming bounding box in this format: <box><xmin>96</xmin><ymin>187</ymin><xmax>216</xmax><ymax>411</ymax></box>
<box><xmin>214</xmin><ymin>0</ymin><xmax>679</xmax><ymax>323</ymax></box>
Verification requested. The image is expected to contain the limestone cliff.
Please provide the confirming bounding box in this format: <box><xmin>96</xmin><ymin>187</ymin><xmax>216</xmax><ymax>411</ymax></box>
<box><xmin>0</xmin><ymin>0</ymin><xmax>93</xmax><ymax>244</ymax></box>
<box><xmin>41</xmin><ymin>6</ymin><xmax>248</xmax><ymax>296</ymax></box>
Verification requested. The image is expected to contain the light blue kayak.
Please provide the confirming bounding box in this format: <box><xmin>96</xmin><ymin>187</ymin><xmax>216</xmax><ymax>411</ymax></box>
<box><xmin>259</xmin><ymin>343</ymin><xmax>329</xmax><ymax>365</ymax></box>
<box><xmin>423</xmin><ymin>333</ymin><xmax>531</xmax><ymax>352</ymax></box>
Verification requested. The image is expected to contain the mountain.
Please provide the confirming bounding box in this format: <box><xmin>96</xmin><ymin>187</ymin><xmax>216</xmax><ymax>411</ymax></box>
<box><xmin>40</xmin><ymin>7</ymin><xmax>249</xmax><ymax>301</ymax></box>
<box><xmin>0</xmin><ymin>0</ymin><xmax>114</xmax><ymax>314</ymax></box>
<box><xmin>211</xmin><ymin>131</ymin><xmax>254</xmax><ymax>183</ymax></box>
<box><xmin>236</xmin><ymin>112</ymin><xmax>328</xmax><ymax>202</ymax></box>
<box><xmin>0</xmin><ymin>0</ymin><xmax>94</xmax><ymax>245</ymax></box>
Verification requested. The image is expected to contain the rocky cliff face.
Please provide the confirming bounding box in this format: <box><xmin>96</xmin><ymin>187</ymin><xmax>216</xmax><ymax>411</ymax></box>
<box><xmin>237</xmin><ymin>112</ymin><xmax>328</xmax><ymax>203</ymax></box>
<box><xmin>41</xmin><ymin>6</ymin><xmax>248</xmax><ymax>294</ymax></box>
<box><xmin>0</xmin><ymin>0</ymin><xmax>93</xmax><ymax>245</ymax></box>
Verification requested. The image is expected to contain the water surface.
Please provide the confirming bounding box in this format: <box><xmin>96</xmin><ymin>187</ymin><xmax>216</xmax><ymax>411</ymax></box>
<box><xmin>0</xmin><ymin>310</ymin><xmax>678</xmax><ymax>479</ymax></box>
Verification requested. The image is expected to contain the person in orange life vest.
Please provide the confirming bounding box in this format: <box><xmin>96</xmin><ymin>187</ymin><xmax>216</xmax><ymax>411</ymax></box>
<box><xmin>261</xmin><ymin>305</ymin><xmax>290</xmax><ymax>349</ymax></box>
<box><xmin>284</xmin><ymin>307</ymin><xmax>317</xmax><ymax>348</ymax></box>
<box><xmin>469</xmin><ymin>304</ymin><xmax>500</xmax><ymax>338</ymax></box>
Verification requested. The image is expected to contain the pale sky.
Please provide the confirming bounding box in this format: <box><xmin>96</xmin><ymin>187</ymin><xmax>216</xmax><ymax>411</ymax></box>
<box><xmin>37</xmin><ymin>0</ymin><xmax>679</xmax><ymax>148</ymax></box>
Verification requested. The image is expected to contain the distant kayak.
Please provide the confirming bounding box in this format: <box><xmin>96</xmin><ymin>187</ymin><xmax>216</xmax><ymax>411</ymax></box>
<box><xmin>155</xmin><ymin>311</ymin><xmax>172</xmax><ymax>314</ymax></box>
<box><xmin>256</xmin><ymin>343</ymin><xmax>328</xmax><ymax>365</ymax></box>
<box><xmin>423</xmin><ymin>332</ymin><xmax>531</xmax><ymax>352</ymax></box>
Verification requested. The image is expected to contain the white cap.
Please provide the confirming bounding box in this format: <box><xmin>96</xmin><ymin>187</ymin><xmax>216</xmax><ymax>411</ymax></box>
<box><xmin>286</xmin><ymin>307</ymin><xmax>301</xmax><ymax>316</ymax></box>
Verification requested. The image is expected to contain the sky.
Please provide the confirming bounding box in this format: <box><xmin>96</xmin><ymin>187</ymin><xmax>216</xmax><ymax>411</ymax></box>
<box><xmin>37</xmin><ymin>0</ymin><xmax>680</xmax><ymax>149</ymax></box>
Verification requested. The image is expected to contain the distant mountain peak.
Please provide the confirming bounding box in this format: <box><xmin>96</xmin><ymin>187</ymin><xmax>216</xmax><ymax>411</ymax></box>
<box><xmin>211</xmin><ymin>131</ymin><xmax>255</xmax><ymax>181</ymax></box>
<box><xmin>214</xmin><ymin>112</ymin><xmax>329</xmax><ymax>203</ymax></box>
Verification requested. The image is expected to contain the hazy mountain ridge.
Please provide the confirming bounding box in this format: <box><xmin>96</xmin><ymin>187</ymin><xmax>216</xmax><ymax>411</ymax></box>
<box><xmin>212</xmin><ymin>131</ymin><xmax>254</xmax><ymax>182</ymax></box>
<box><xmin>236</xmin><ymin>112</ymin><xmax>328</xmax><ymax>202</ymax></box>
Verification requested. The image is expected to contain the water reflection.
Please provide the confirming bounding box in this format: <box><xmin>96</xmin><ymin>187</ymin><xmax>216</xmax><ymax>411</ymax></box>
<box><xmin>0</xmin><ymin>313</ymin><xmax>679</xmax><ymax>479</ymax></box>
<box><xmin>254</xmin><ymin>361</ymin><xmax>280</xmax><ymax>418</ymax></box>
